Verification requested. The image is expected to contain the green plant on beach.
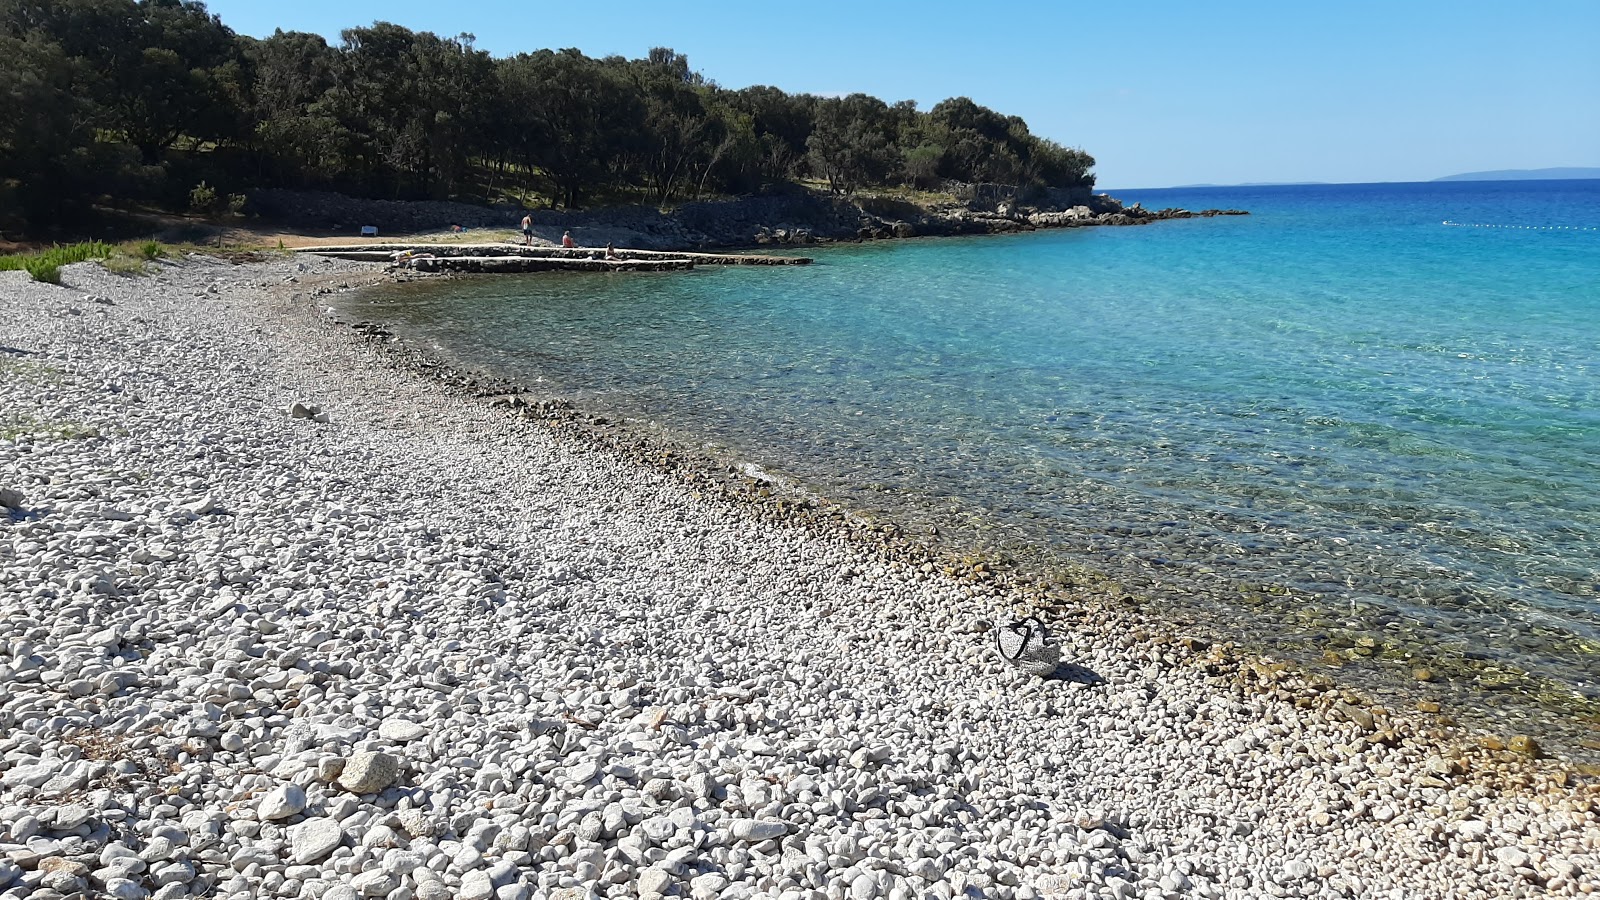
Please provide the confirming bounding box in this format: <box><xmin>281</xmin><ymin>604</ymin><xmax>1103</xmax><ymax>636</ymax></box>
<box><xmin>1</xmin><ymin>413</ymin><xmax>101</xmax><ymax>442</ymax></box>
<box><xmin>0</xmin><ymin>358</ymin><xmax>66</xmax><ymax>386</ymax></box>
<box><xmin>101</xmin><ymin>240</ymin><xmax>182</xmax><ymax>276</ymax></box>
<box><xmin>0</xmin><ymin>241</ymin><xmax>116</xmax><ymax>284</ymax></box>
<box><xmin>102</xmin><ymin>255</ymin><xmax>149</xmax><ymax>276</ymax></box>
<box><xmin>22</xmin><ymin>258</ymin><xmax>59</xmax><ymax>283</ymax></box>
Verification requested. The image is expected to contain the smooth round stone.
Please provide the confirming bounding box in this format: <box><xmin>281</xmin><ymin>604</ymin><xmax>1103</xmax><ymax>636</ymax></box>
<box><xmin>290</xmin><ymin>818</ymin><xmax>344</xmax><ymax>864</ymax></box>
<box><xmin>150</xmin><ymin>861</ymin><xmax>195</xmax><ymax>887</ymax></box>
<box><xmin>43</xmin><ymin>870</ymin><xmax>89</xmax><ymax>894</ymax></box>
<box><xmin>104</xmin><ymin>877</ymin><xmax>149</xmax><ymax>900</ymax></box>
<box><xmin>458</xmin><ymin>870</ymin><xmax>495</xmax><ymax>900</ymax></box>
<box><xmin>689</xmin><ymin>873</ymin><xmax>729</xmax><ymax>898</ymax></box>
<box><xmin>259</xmin><ymin>783</ymin><xmax>307</xmax><ymax>821</ymax></box>
<box><xmin>378</xmin><ymin>719</ymin><xmax>428</xmax><ymax>742</ymax></box>
<box><xmin>415</xmin><ymin>881</ymin><xmax>453</xmax><ymax>900</ymax></box>
<box><xmin>51</xmin><ymin>805</ymin><xmax>93</xmax><ymax>830</ymax></box>
<box><xmin>730</xmin><ymin>819</ymin><xmax>788</xmax><ymax>842</ymax></box>
<box><xmin>380</xmin><ymin>850</ymin><xmax>425</xmax><ymax>875</ymax></box>
<box><xmin>350</xmin><ymin>870</ymin><xmax>399</xmax><ymax>897</ymax></box>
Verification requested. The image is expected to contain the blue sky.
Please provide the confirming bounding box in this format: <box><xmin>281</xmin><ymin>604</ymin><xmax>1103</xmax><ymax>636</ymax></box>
<box><xmin>203</xmin><ymin>0</ymin><xmax>1599</xmax><ymax>189</ymax></box>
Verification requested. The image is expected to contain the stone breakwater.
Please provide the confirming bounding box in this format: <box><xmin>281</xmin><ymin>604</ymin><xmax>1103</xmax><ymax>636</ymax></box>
<box><xmin>0</xmin><ymin>256</ymin><xmax>1596</xmax><ymax>900</ymax></box>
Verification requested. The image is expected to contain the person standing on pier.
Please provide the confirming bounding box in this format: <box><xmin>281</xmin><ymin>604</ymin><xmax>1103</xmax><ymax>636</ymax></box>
<box><xmin>521</xmin><ymin>214</ymin><xmax>533</xmax><ymax>245</ymax></box>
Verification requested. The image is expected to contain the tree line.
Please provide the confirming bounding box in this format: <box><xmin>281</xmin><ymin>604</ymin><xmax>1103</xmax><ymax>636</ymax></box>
<box><xmin>0</xmin><ymin>0</ymin><xmax>1095</xmax><ymax>233</ymax></box>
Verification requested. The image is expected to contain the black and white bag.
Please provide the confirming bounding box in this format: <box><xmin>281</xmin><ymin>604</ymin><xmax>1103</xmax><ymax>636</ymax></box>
<box><xmin>995</xmin><ymin>616</ymin><xmax>1060</xmax><ymax>677</ymax></box>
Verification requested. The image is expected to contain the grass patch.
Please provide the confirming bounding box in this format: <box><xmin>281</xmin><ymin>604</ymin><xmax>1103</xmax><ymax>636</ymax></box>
<box><xmin>164</xmin><ymin>241</ymin><xmax>283</xmax><ymax>264</ymax></box>
<box><xmin>103</xmin><ymin>255</ymin><xmax>150</xmax><ymax>276</ymax></box>
<box><xmin>0</xmin><ymin>241</ymin><xmax>116</xmax><ymax>284</ymax></box>
<box><xmin>104</xmin><ymin>239</ymin><xmax>180</xmax><ymax>276</ymax></box>
<box><xmin>1</xmin><ymin>413</ymin><xmax>101</xmax><ymax>442</ymax></box>
<box><xmin>0</xmin><ymin>357</ymin><xmax>66</xmax><ymax>386</ymax></box>
<box><xmin>855</xmin><ymin>185</ymin><xmax>962</xmax><ymax>206</ymax></box>
<box><xmin>0</xmin><ymin>237</ymin><xmax>287</xmax><ymax>283</ymax></box>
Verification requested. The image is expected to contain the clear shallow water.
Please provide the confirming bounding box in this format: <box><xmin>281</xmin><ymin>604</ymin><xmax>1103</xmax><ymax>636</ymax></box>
<box><xmin>344</xmin><ymin>180</ymin><xmax>1600</xmax><ymax>741</ymax></box>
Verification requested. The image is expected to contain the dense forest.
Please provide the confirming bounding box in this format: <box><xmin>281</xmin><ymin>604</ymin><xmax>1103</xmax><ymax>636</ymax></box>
<box><xmin>0</xmin><ymin>0</ymin><xmax>1095</xmax><ymax>235</ymax></box>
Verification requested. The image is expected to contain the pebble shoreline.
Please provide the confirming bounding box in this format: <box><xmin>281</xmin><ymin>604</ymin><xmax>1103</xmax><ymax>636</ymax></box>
<box><xmin>1</xmin><ymin>255</ymin><xmax>1596</xmax><ymax>900</ymax></box>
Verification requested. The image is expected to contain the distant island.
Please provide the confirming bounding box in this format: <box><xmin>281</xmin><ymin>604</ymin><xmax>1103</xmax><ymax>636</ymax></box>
<box><xmin>1434</xmin><ymin>167</ymin><xmax>1600</xmax><ymax>182</ymax></box>
<box><xmin>1169</xmin><ymin>182</ymin><xmax>1330</xmax><ymax>188</ymax></box>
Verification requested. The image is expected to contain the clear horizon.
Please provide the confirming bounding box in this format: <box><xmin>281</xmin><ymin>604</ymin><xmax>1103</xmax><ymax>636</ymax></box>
<box><xmin>200</xmin><ymin>0</ymin><xmax>1599</xmax><ymax>190</ymax></box>
<box><xmin>1105</xmin><ymin>168</ymin><xmax>1600</xmax><ymax>192</ymax></box>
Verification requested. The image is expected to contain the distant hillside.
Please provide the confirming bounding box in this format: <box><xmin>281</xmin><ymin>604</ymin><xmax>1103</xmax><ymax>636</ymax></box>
<box><xmin>1435</xmin><ymin>167</ymin><xmax>1600</xmax><ymax>182</ymax></box>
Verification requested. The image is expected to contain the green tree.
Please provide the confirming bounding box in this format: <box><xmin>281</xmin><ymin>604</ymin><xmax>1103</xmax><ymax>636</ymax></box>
<box><xmin>690</xmin><ymin>95</ymin><xmax>763</xmax><ymax>196</ymax></box>
<box><xmin>241</xmin><ymin>29</ymin><xmax>342</xmax><ymax>184</ymax></box>
<box><xmin>1029</xmin><ymin>137</ymin><xmax>1096</xmax><ymax>189</ymax></box>
<box><xmin>1</xmin><ymin>0</ymin><xmax>245</xmax><ymax>164</ymax></box>
<box><xmin>901</xmin><ymin>143</ymin><xmax>946</xmax><ymax>189</ymax></box>
<box><xmin>726</xmin><ymin>85</ymin><xmax>815</xmax><ymax>184</ymax></box>
<box><xmin>320</xmin><ymin>23</ymin><xmax>496</xmax><ymax>197</ymax></box>
<box><xmin>0</xmin><ymin>0</ymin><xmax>1097</xmax><ymax>232</ymax></box>
<box><xmin>624</xmin><ymin>48</ymin><xmax>714</xmax><ymax>203</ymax></box>
<box><xmin>0</xmin><ymin>32</ymin><xmax>99</xmax><ymax>226</ymax></box>
<box><xmin>497</xmin><ymin>49</ymin><xmax>641</xmax><ymax>208</ymax></box>
<box><xmin>806</xmin><ymin>94</ymin><xmax>897</xmax><ymax>193</ymax></box>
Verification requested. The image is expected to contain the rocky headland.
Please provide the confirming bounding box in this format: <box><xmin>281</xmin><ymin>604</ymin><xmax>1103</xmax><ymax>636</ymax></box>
<box><xmin>1</xmin><ymin>254</ymin><xmax>1594</xmax><ymax>900</ymax></box>
<box><xmin>243</xmin><ymin>184</ymin><xmax>1247</xmax><ymax>252</ymax></box>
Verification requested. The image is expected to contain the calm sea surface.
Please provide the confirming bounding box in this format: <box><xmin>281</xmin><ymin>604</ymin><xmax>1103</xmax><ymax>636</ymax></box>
<box><xmin>342</xmin><ymin>180</ymin><xmax>1600</xmax><ymax>748</ymax></box>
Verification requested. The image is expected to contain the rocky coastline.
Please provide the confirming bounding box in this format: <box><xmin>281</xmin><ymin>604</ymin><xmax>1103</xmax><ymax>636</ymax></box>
<box><xmin>1</xmin><ymin>255</ymin><xmax>1595</xmax><ymax>900</ymax></box>
<box><xmin>244</xmin><ymin>185</ymin><xmax>1248</xmax><ymax>252</ymax></box>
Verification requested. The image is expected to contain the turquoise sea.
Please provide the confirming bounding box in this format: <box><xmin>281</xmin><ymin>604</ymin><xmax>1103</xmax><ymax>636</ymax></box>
<box><xmin>343</xmin><ymin>180</ymin><xmax>1600</xmax><ymax>751</ymax></box>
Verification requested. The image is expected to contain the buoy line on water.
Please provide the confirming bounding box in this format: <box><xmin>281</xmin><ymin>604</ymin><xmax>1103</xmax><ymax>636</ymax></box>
<box><xmin>1442</xmin><ymin>220</ymin><xmax>1599</xmax><ymax>230</ymax></box>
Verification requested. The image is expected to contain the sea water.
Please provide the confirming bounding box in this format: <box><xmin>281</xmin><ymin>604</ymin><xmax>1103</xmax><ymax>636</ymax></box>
<box><xmin>341</xmin><ymin>180</ymin><xmax>1600</xmax><ymax>748</ymax></box>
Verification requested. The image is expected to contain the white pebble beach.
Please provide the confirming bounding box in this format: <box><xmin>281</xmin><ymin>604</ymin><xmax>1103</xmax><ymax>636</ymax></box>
<box><xmin>1</xmin><ymin>254</ymin><xmax>1595</xmax><ymax>900</ymax></box>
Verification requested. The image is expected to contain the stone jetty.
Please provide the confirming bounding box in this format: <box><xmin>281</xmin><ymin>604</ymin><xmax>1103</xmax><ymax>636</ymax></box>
<box><xmin>295</xmin><ymin>244</ymin><xmax>811</xmax><ymax>274</ymax></box>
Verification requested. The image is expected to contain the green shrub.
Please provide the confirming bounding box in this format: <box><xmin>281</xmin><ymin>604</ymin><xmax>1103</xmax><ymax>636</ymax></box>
<box><xmin>44</xmin><ymin>241</ymin><xmax>114</xmax><ymax>265</ymax></box>
<box><xmin>227</xmin><ymin>193</ymin><xmax>247</xmax><ymax>216</ymax></box>
<box><xmin>138</xmin><ymin>240</ymin><xmax>166</xmax><ymax>260</ymax></box>
<box><xmin>24</xmin><ymin>257</ymin><xmax>61</xmax><ymax>284</ymax></box>
<box><xmin>189</xmin><ymin>181</ymin><xmax>217</xmax><ymax>214</ymax></box>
